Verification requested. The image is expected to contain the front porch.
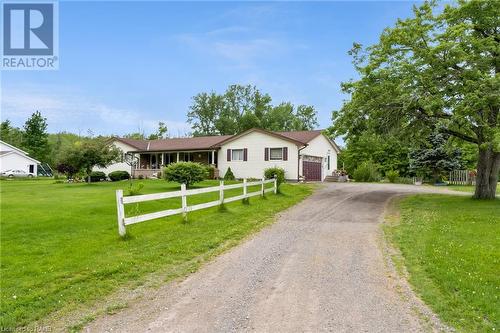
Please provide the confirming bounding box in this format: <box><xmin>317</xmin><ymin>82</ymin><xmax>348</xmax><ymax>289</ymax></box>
<box><xmin>133</xmin><ymin>150</ymin><xmax>218</xmax><ymax>178</ymax></box>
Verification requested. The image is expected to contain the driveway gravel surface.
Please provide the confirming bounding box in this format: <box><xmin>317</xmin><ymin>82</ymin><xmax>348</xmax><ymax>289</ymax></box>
<box><xmin>85</xmin><ymin>183</ymin><xmax>463</xmax><ymax>333</ymax></box>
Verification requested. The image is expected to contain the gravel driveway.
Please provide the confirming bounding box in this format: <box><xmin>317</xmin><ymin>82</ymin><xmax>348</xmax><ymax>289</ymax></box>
<box><xmin>85</xmin><ymin>183</ymin><xmax>461</xmax><ymax>333</ymax></box>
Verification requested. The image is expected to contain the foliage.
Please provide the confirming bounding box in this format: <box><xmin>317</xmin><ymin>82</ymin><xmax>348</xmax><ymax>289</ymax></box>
<box><xmin>264</xmin><ymin>167</ymin><xmax>285</xmax><ymax>190</ymax></box>
<box><xmin>162</xmin><ymin>162</ymin><xmax>207</xmax><ymax>187</ymax></box>
<box><xmin>330</xmin><ymin>1</ymin><xmax>499</xmax><ymax>198</ymax></box>
<box><xmin>0</xmin><ymin>120</ymin><xmax>24</xmax><ymax>148</ymax></box>
<box><xmin>47</xmin><ymin>132</ymin><xmax>82</xmax><ymax>167</ymax></box>
<box><xmin>336</xmin><ymin>132</ymin><xmax>410</xmax><ymax>176</ymax></box>
<box><xmin>22</xmin><ymin>111</ymin><xmax>50</xmax><ymax>162</ymax></box>
<box><xmin>187</xmin><ymin>84</ymin><xmax>319</xmax><ymax>136</ymax></box>
<box><xmin>409</xmin><ymin>132</ymin><xmax>462</xmax><ymax>183</ymax></box>
<box><xmin>57</xmin><ymin>138</ymin><xmax>120</xmax><ymax>183</ymax></box>
<box><xmin>56</xmin><ymin>163</ymin><xmax>79</xmax><ymax>178</ymax></box>
<box><xmin>147</xmin><ymin>121</ymin><xmax>169</xmax><ymax>140</ymax></box>
<box><xmin>0</xmin><ymin>179</ymin><xmax>312</xmax><ymax>329</ymax></box>
<box><xmin>108</xmin><ymin>170</ymin><xmax>130</xmax><ymax>182</ymax></box>
<box><xmin>127</xmin><ymin>182</ymin><xmax>144</xmax><ymax>196</ymax></box>
<box><xmin>353</xmin><ymin>160</ymin><xmax>380</xmax><ymax>182</ymax></box>
<box><xmin>385</xmin><ymin>195</ymin><xmax>500</xmax><ymax>332</ymax></box>
<box><xmin>385</xmin><ymin>170</ymin><xmax>399</xmax><ymax>183</ymax></box>
<box><xmin>205</xmin><ymin>165</ymin><xmax>216</xmax><ymax>179</ymax></box>
<box><xmin>223</xmin><ymin>167</ymin><xmax>235</xmax><ymax>181</ymax></box>
<box><xmin>88</xmin><ymin>171</ymin><xmax>106</xmax><ymax>182</ymax></box>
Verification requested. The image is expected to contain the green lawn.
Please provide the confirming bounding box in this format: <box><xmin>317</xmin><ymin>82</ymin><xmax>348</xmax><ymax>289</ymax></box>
<box><xmin>385</xmin><ymin>195</ymin><xmax>500</xmax><ymax>332</ymax></box>
<box><xmin>447</xmin><ymin>183</ymin><xmax>500</xmax><ymax>193</ymax></box>
<box><xmin>0</xmin><ymin>179</ymin><xmax>312</xmax><ymax>330</ymax></box>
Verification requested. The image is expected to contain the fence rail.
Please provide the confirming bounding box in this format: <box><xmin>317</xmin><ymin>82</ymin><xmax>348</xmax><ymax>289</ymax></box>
<box><xmin>116</xmin><ymin>178</ymin><xmax>277</xmax><ymax>236</ymax></box>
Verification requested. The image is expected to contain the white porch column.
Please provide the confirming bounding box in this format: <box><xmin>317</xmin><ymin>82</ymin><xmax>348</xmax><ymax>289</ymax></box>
<box><xmin>211</xmin><ymin>150</ymin><xmax>215</xmax><ymax>165</ymax></box>
<box><xmin>176</xmin><ymin>152</ymin><xmax>179</xmax><ymax>162</ymax></box>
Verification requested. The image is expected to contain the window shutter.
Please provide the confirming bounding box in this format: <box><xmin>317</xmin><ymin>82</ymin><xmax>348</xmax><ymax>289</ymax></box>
<box><xmin>283</xmin><ymin>147</ymin><xmax>288</xmax><ymax>161</ymax></box>
<box><xmin>227</xmin><ymin>149</ymin><xmax>231</xmax><ymax>161</ymax></box>
<box><xmin>243</xmin><ymin>148</ymin><xmax>248</xmax><ymax>161</ymax></box>
<box><xmin>264</xmin><ymin>148</ymin><xmax>269</xmax><ymax>161</ymax></box>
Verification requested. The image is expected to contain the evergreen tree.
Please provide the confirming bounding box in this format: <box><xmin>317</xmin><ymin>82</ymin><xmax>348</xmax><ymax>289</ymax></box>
<box><xmin>23</xmin><ymin>111</ymin><xmax>50</xmax><ymax>162</ymax></box>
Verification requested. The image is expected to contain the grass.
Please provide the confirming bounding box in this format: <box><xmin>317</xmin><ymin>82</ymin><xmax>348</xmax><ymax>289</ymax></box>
<box><xmin>447</xmin><ymin>183</ymin><xmax>500</xmax><ymax>193</ymax></box>
<box><xmin>384</xmin><ymin>195</ymin><xmax>500</xmax><ymax>332</ymax></box>
<box><xmin>0</xmin><ymin>179</ymin><xmax>313</xmax><ymax>330</ymax></box>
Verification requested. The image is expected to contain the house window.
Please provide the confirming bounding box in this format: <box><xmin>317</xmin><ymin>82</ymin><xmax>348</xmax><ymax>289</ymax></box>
<box><xmin>270</xmin><ymin>148</ymin><xmax>283</xmax><ymax>160</ymax></box>
<box><xmin>231</xmin><ymin>149</ymin><xmax>244</xmax><ymax>161</ymax></box>
<box><xmin>327</xmin><ymin>155</ymin><xmax>330</xmax><ymax>170</ymax></box>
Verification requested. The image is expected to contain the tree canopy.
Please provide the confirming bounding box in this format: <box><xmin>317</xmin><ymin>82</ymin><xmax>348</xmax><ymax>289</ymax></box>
<box><xmin>22</xmin><ymin>111</ymin><xmax>50</xmax><ymax>162</ymax></box>
<box><xmin>187</xmin><ymin>84</ymin><xmax>319</xmax><ymax>136</ymax></box>
<box><xmin>330</xmin><ymin>0</ymin><xmax>499</xmax><ymax>199</ymax></box>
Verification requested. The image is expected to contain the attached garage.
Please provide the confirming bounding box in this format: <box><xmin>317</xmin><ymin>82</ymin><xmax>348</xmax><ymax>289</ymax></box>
<box><xmin>302</xmin><ymin>155</ymin><xmax>322</xmax><ymax>181</ymax></box>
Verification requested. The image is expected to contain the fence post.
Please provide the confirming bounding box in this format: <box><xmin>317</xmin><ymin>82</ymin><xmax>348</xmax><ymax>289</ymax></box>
<box><xmin>273</xmin><ymin>176</ymin><xmax>277</xmax><ymax>194</ymax></box>
<box><xmin>242</xmin><ymin>178</ymin><xmax>249</xmax><ymax>204</ymax></box>
<box><xmin>261</xmin><ymin>177</ymin><xmax>265</xmax><ymax>196</ymax></box>
<box><xmin>219</xmin><ymin>180</ymin><xmax>224</xmax><ymax>204</ymax></box>
<box><xmin>116</xmin><ymin>189</ymin><xmax>126</xmax><ymax>237</ymax></box>
<box><xmin>181</xmin><ymin>183</ymin><xmax>188</xmax><ymax>222</ymax></box>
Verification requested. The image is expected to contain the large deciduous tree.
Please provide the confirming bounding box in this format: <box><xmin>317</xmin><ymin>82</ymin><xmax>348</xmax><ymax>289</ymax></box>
<box><xmin>331</xmin><ymin>1</ymin><xmax>499</xmax><ymax>199</ymax></box>
<box><xmin>187</xmin><ymin>84</ymin><xmax>319</xmax><ymax>136</ymax></box>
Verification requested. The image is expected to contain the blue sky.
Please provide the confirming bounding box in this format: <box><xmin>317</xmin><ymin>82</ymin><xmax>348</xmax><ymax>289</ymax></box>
<box><xmin>1</xmin><ymin>1</ymin><xmax>422</xmax><ymax>137</ymax></box>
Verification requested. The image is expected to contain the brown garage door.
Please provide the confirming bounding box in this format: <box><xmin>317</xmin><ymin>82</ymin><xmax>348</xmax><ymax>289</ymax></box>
<box><xmin>303</xmin><ymin>160</ymin><xmax>322</xmax><ymax>181</ymax></box>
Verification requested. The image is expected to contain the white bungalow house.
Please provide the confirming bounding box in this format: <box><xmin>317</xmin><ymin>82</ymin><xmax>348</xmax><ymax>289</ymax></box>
<box><xmin>0</xmin><ymin>140</ymin><xmax>40</xmax><ymax>176</ymax></box>
<box><xmin>99</xmin><ymin>128</ymin><xmax>340</xmax><ymax>181</ymax></box>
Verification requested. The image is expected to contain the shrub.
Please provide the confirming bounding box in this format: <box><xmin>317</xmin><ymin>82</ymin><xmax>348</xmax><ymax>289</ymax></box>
<box><xmin>163</xmin><ymin>162</ymin><xmax>207</xmax><ymax>187</ymax></box>
<box><xmin>108</xmin><ymin>170</ymin><xmax>130</xmax><ymax>181</ymax></box>
<box><xmin>353</xmin><ymin>161</ymin><xmax>380</xmax><ymax>182</ymax></box>
<box><xmin>264</xmin><ymin>167</ymin><xmax>285</xmax><ymax>192</ymax></box>
<box><xmin>128</xmin><ymin>182</ymin><xmax>144</xmax><ymax>196</ymax></box>
<box><xmin>206</xmin><ymin>165</ymin><xmax>216</xmax><ymax>179</ymax></box>
<box><xmin>223</xmin><ymin>167</ymin><xmax>235</xmax><ymax>181</ymax></box>
<box><xmin>88</xmin><ymin>171</ymin><xmax>106</xmax><ymax>182</ymax></box>
<box><xmin>138</xmin><ymin>174</ymin><xmax>145</xmax><ymax>180</ymax></box>
<box><xmin>386</xmin><ymin>170</ymin><xmax>399</xmax><ymax>183</ymax></box>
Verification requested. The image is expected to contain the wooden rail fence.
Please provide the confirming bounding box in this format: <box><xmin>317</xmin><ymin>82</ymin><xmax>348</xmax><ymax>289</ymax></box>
<box><xmin>116</xmin><ymin>178</ymin><xmax>277</xmax><ymax>236</ymax></box>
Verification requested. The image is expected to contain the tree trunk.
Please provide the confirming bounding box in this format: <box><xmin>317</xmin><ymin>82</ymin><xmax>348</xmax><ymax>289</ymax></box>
<box><xmin>474</xmin><ymin>146</ymin><xmax>500</xmax><ymax>199</ymax></box>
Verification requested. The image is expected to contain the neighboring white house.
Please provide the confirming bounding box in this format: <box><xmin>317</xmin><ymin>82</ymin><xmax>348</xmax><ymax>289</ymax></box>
<box><xmin>0</xmin><ymin>140</ymin><xmax>40</xmax><ymax>175</ymax></box>
<box><xmin>99</xmin><ymin>128</ymin><xmax>340</xmax><ymax>181</ymax></box>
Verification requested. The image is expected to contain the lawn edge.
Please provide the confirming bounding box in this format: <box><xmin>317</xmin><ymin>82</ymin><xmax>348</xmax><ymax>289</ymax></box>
<box><xmin>31</xmin><ymin>184</ymin><xmax>315</xmax><ymax>332</ymax></box>
<box><xmin>379</xmin><ymin>194</ymin><xmax>454</xmax><ymax>333</ymax></box>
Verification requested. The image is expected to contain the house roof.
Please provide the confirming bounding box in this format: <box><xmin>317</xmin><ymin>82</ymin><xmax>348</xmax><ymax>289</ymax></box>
<box><xmin>278</xmin><ymin>130</ymin><xmax>323</xmax><ymax>143</ymax></box>
<box><xmin>113</xmin><ymin>129</ymin><xmax>338</xmax><ymax>153</ymax></box>
<box><xmin>0</xmin><ymin>150</ymin><xmax>41</xmax><ymax>163</ymax></box>
<box><xmin>0</xmin><ymin>140</ymin><xmax>30</xmax><ymax>155</ymax></box>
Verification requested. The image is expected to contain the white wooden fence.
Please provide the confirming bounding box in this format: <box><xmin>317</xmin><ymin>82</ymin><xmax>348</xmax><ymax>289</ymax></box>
<box><xmin>449</xmin><ymin>170</ymin><xmax>476</xmax><ymax>185</ymax></box>
<box><xmin>116</xmin><ymin>178</ymin><xmax>277</xmax><ymax>236</ymax></box>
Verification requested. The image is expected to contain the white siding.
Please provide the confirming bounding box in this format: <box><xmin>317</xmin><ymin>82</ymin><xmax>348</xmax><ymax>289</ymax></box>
<box><xmin>0</xmin><ymin>152</ymin><xmax>38</xmax><ymax>175</ymax></box>
<box><xmin>299</xmin><ymin>134</ymin><xmax>338</xmax><ymax>180</ymax></box>
<box><xmin>218</xmin><ymin>131</ymin><xmax>300</xmax><ymax>180</ymax></box>
<box><xmin>94</xmin><ymin>141</ymin><xmax>137</xmax><ymax>175</ymax></box>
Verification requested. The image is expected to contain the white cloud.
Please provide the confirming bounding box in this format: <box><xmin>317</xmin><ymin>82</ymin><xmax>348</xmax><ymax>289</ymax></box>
<box><xmin>0</xmin><ymin>86</ymin><xmax>191</xmax><ymax>137</ymax></box>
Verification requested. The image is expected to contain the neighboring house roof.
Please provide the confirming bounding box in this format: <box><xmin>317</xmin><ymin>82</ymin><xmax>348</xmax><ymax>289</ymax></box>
<box><xmin>112</xmin><ymin>128</ymin><xmax>340</xmax><ymax>153</ymax></box>
<box><xmin>0</xmin><ymin>150</ymin><xmax>41</xmax><ymax>164</ymax></box>
<box><xmin>0</xmin><ymin>140</ymin><xmax>30</xmax><ymax>155</ymax></box>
